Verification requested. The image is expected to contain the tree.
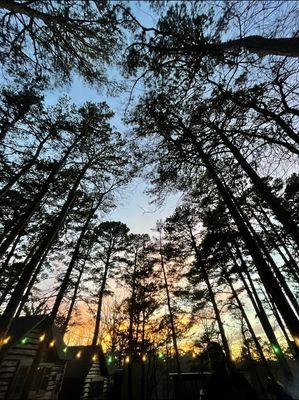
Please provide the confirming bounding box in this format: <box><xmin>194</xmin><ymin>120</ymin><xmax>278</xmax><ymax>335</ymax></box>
<box><xmin>164</xmin><ymin>203</ymin><xmax>232</xmax><ymax>364</ymax></box>
<box><xmin>90</xmin><ymin>221</ymin><xmax>130</xmax><ymax>346</ymax></box>
<box><xmin>0</xmin><ymin>82</ymin><xmax>44</xmax><ymax>142</ymax></box>
<box><xmin>123</xmin><ymin>233</ymin><xmax>161</xmax><ymax>400</ymax></box>
<box><xmin>0</xmin><ymin>98</ymin><xmax>135</xmax><ymax>342</ymax></box>
<box><xmin>129</xmin><ymin>89</ymin><xmax>299</xmax><ymax>347</ymax></box>
<box><xmin>0</xmin><ymin>0</ymin><xmax>122</xmax><ymax>85</ymax></box>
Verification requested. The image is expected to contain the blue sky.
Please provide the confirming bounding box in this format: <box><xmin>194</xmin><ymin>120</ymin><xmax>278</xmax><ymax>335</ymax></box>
<box><xmin>45</xmin><ymin>73</ymin><xmax>180</xmax><ymax>235</ymax></box>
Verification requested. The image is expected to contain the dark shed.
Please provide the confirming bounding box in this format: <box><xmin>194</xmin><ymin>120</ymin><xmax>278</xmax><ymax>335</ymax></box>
<box><xmin>59</xmin><ymin>345</ymin><xmax>108</xmax><ymax>400</ymax></box>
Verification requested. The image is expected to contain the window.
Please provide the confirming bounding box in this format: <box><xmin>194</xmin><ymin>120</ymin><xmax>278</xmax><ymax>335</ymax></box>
<box><xmin>31</xmin><ymin>366</ymin><xmax>51</xmax><ymax>393</ymax></box>
<box><xmin>40</xmin><ymin>367</ymin><xmax>51</xmax><ymax>391</ymax></box>
<box><xmin>10</xmin><ymin>366</ymin><xmax>29</xmax><ymax>395</ymax></box>
<box><xmin>8</xmin><ymin>363</ymin><xmax>52</xmax><ymax>399</ymax></box>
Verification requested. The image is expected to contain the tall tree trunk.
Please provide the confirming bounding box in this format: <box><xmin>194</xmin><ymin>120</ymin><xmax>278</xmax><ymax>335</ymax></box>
<box><xmin>259</xmin><ymin>285</ymin><xmax>295</xmax><ymax>356</ymax></box>
<box><xmin>210</xmin><ymin>36</ymin><xmax>299</xmax><ymax>58</ymax></box>
<box><xmin>191</xmin><ymin>136</ymin><xmax>299</xmax><ymax>346</ymax></box>
<box><xmin>0</xmin><ymin>163</ymin><xmax>89</xmax><ymax>342</ymax></box>
<box><xmin>127</xmin><ymin>249</ymin><xmax>138</xmax><ymax>400</ymax></box>
<box><xmin>224</xmin><ymin>271</ymin><xmax>274</xmax><ymax>379</ymax></box>
<box><xmin>229</xmin><ymin>245</ymin><xmax>293</xmax><ymax>377</ymax></box>
<box><xmin>158</xmin><ymin>229</ymin><xmax>181</xmax><ymax>374</ymax></box>
<box><xmin>92</xmin><ymin>247</ymin><xmax>112</xmax><ymax>346</ymax></box>
<box><xmin>250</xmin><ymin>206</ymin><xmax>299</xmax><ymax>283</ymax></box>
<box><xmin>141</xmin><ymin>310</ymin><xmax>146</xmax><ymax>400</ymax></box>
<box><xmin>187</xmin><ymin>223</ymin><xmax>232</xmax><ymax>363</ymax></box>
<box><xmin>169</xmin><ymin>123</ymin><xmax>299</xmax><ymax>348</ymax></box>
<box><xmin>14</xmin><ymin>246</ymin><xmax>49</xmax><ymax>318</ymax></box>
<box><xmin>209</xmin><ymin>166</ymin><xmax>299</xmax><ymax>340</ymax></box>
<box><xmin>14</xmin><ymin>165</ymin><xmax>96</xmax><ymax>400</ymax></box>
<box><xmin>0</xmin><ymin>238</ymin><xmax>39</xmax><ymax>307</ymax></box>
<box><xmin>61</xmin><ymin>258</ymin><xmax>87</xmax><ymax>337</ymax></box>
<box><xmin>0</xmin><ymin>231</ymin><xmax>23</xmax><ymax>278</ymax></box>
<box><xmin>258</xmin><ymin>205</ymin><xmax>299</xmax><ymax>278</ymax></box>
<box><xmin>236</xmin><ymin>201</ymin><xmax>299</xmax><ymax>316</ymax></box>
<box><xmin>218</xmin><ymin>129</ymin><xmax>299</xmax><ymax>248</ymax></box>
<box><xmin>202</xmin><ymin>265</ymin><xmax>232</xmax><ymax>363</ymax></box>
<box><xmin>51</xmin><ymin>194</ymin><xmax>106</xmax><ymax>325</ymax></box>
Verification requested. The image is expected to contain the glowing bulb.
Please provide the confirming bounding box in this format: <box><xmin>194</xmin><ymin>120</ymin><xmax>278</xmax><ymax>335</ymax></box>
<box><xmin>92</xmin><ymin>354</ymin><xmax>98</xmax><ymax>362</ymax></box>
<box><xmin>158</xmin><ymin>352</ymin><xmax>163</xmax><ymax>359</ymax></box>
<box><xmin>142</xmin><ymin>354</ymin><xmax>146</xmax><ymax>362</ymax></box>
<box><xmin>107</xmin><ymin>356</ymin><xmax>112</xmax><ymax>364</ymax></box>
<box><xmin>192</xmin><ymin>352</ymin><xmax>196</xmax><ymax>358</ymax></box>
<box><xmin>294</xmin><ymin>337</ymin><xmax>299</xmax><ymax>347</ymax></box>
<box><xmin>49</xmin><ymin>340</ymin><xmax>55</xmax><ymax>348</ymax></box>
<box><xmin>63</xmin><ymin>347</ymin><xmax>68</xmax><ymax>353</ymax></box>
<box><xmin>39</xmin><ymin>334</ymin><xmax>45</xmax><ymax>342</ymax></box>
<box><xmin>3</xmin><ymin>336</ymin><xmax>11</xmax><ymax>345</ymax></box>
<box><xmin>125</xmin><ymin>356</ymin><xmax>130</xmax><ymax>364</ymax></box>
<box><xmin>76</xmin><ymin>350</ymin><xmax>82</xmax><ymax>359</ymax></box>
<box><xmin>21</xmin><ymin>337</ymin><xmax>28</xmax><ymax>344</ymax></box>
<box><xmin>272</xmin><ymin>344</ymin><xmax>281</xmax><ymax>355</ymax></box>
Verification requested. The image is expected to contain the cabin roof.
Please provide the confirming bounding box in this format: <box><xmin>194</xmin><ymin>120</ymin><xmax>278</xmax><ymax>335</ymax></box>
<box><xmin>8</xmin><ymin>315</ymin><xmax>48</xmax><ymax>342</ymax></box>
<box><xmin>7</xmin><ymin>315</ymin><xmax>68</xmax><ymax>361</ymax></box>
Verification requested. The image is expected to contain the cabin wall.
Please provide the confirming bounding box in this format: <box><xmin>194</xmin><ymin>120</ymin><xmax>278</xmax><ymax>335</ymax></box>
<box><xmin>82</xmin><ymin>362</ymin><xmax>107</xmax><ymax>400</ymax></box>
<box><xmin>0</xmin><ymin>327</ymin><xmax>40</xmax><ymax>399</ymax></box>
<box><xmin>0</xmin><ymin>327</ymin><xmax>65</xmax><ymax>400</ymax></box>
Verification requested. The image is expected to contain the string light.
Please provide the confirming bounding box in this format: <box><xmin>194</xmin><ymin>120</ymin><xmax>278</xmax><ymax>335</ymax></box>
<box><xmin>192</xmin><ymin>352</ymin><xmax>196</xmax><ymax>358</ymax></box>
<box><xmin>63</xmin><ymin>347</ymin><xmax>68</xmax><ymax>353</ymax></box>
<box><xmin>92</xmin><ymin>354</ymin><xmax>98</xmax><ymax>362</ymax></box>
<box><xmin>49</xmin><ymin>340</ymin><xmax>55</xmax><ymax>348</ymax></box>
<box><xmin>294</xmin><ymin>337</ymin><xmax>299</xmax><ymax>347</ymax></box>
<box><xmin>2</xmin><ymin>336</ymin><xmax>11</xmax><ymax>345</ymax></box>
<box><xmin>107</xmin><ymin>356</ymin><xmax>112</xmax><ymax>364</ymax></box>
<box><xmin>158</xmin><ymin>352</ymin><xmax>163</xmax><ymax>359</ymax></box>
<box><xmin>125</xmin><ymin>356</ymin><xmax>130</xmax><ymax>364</ymax></box>
<box><xmin>76</xmin><ymin>350</ymin><xmax>82</xmax><ymax>359</ymax></box>
<box><xmin>21</xmin><ymin>337</ymin><xmax>28</xmax><ymax>344</ymax></box>
<box><xmin>142</xmin><ymin>354</ymin><xmax>147</xmax><ymax>362</ymax></box>
<box><xmin>39</xmin><ymin>334</ymin><xmax>45</xmax><ymax>342</ymax></box>
<box><xmin>272</xmin><ymin>344</ymin><xmax>281</xmax><ymax>355</ymax></box>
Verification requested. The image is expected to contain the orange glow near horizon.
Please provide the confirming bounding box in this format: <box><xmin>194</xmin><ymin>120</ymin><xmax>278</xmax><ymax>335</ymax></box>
<box><xmin>60</xmin><ymin>293</ymin><xmax>281</xmax><ymax>362</ymax></box>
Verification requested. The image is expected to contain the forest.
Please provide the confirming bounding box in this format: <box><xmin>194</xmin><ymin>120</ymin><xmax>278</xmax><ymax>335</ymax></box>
<box><xmin>0</xmin><ymin>1</ymin><xmax>298</xmax><ymax>400</ymax></box>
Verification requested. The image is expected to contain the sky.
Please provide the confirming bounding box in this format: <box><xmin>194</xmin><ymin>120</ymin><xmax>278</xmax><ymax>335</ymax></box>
<box><xmin>42</xmin><ymin>3</ymin><xmax>183</xmax><ymax>235</ymax></box>
<box><xmin>45</xmin><ymin>71</ymin><xmax>181</xmax><ymax>235</ymax></box>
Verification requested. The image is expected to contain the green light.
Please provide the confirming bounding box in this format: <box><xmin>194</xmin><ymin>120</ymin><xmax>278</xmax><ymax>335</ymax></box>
<box><xmin>63</xmin><ymin>347</ymin><xmax>68</xmax><ymax>353</ymax></box>
<box><xmin>21</xmin><ymin>337</ymin><xmax>28</xmax><ymax>344</ymax></box>
<box><xmin>272</xmin><ymin>345</ymin><xmax>281</xmax><ymax>355</ymax></box>
<box><xmin>108</xmin><ymin>356</ymin><xmax>112</xmax><ymax>364</ymax></box>
<box><xmin>158</xmin><ymin>352</ymin><xmax>163</xmax><ymax>359</ymax></box>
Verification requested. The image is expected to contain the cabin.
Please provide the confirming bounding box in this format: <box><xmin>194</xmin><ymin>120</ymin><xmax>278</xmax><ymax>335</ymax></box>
<box><xmin>59</xmin><ymin>345</ymin><xmax>109</xmax><ymax>400</ymax></box>
<box><xmin>0</xmin><ymin>315</ymin><xmax>67</xmax><ymax>400</ymax></box>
